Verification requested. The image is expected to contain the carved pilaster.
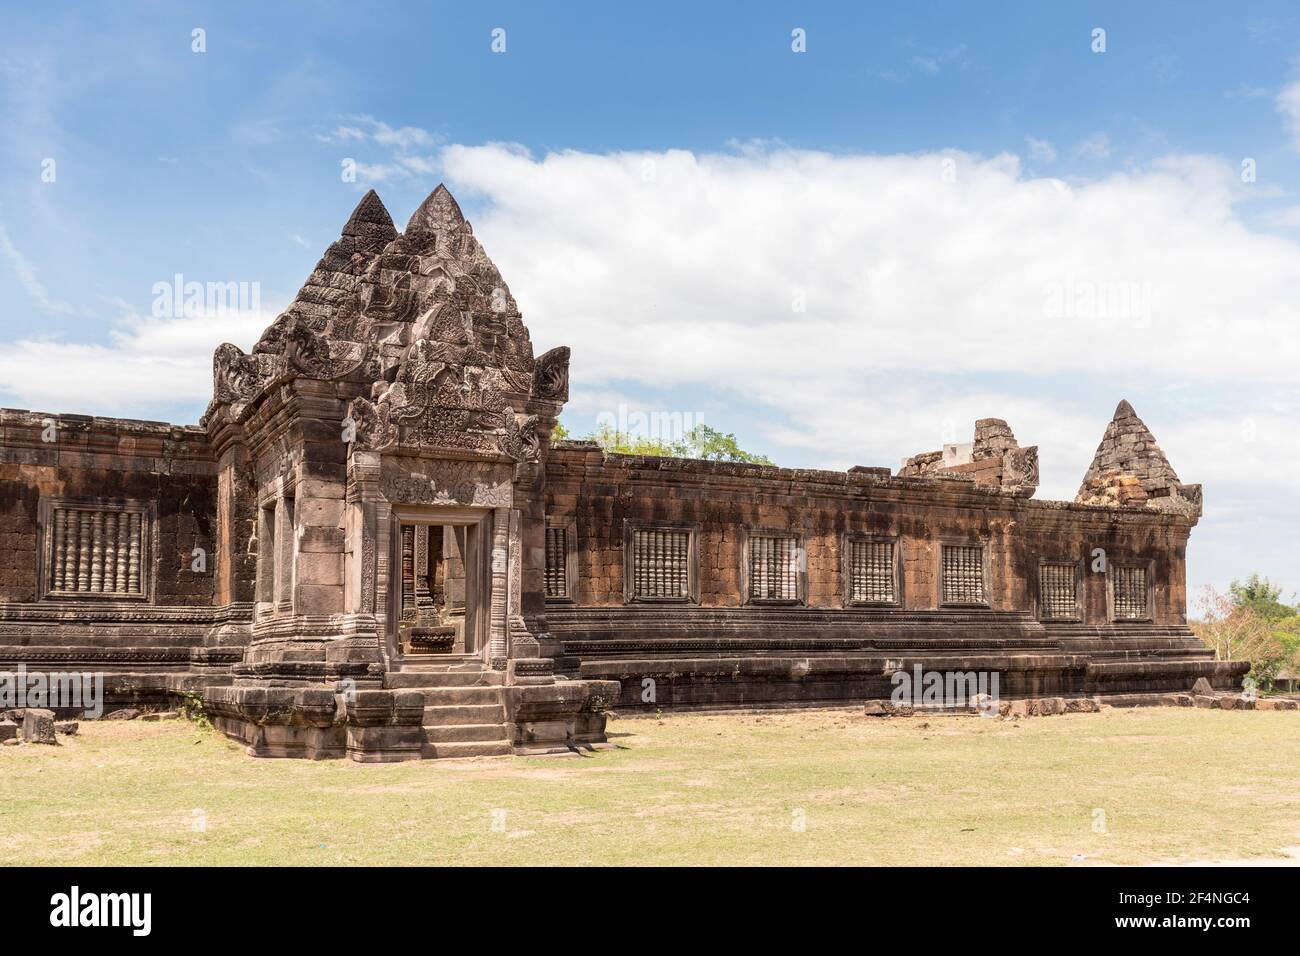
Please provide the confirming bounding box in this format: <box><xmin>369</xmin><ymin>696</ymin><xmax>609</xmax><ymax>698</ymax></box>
<box><xmin>490</xmin><ymin>506</ymin><xmax>510</xmax><ymax>664</ymax></box>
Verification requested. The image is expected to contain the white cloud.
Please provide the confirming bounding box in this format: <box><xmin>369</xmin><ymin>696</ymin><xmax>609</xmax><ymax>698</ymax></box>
<box><xmin>1074</xmin><ymin>132</ymin><xmax>1112</xmax><ymax>160</ymax></box>
<box><xmin>1024</xmin><ymin>136</ymin><xmax>1056</xmax><ymax>163</ymax></box>
<box><xmin>1276</xmin><ymin>80</ymin><xmax>1300</xmax><ymax>152</ymax></box>
<box><xmin>325</xmin><ymin>115</ymin><xmax>436</xmax><ymax>151</ymax></box>
<box><xmin>442</xmin><ymin>144</ymin><xmax>1300</xmax><ymax>393</ymax></box>
<box><xmin>0</xmin><ymin>213</ymin><xmax>71</xmax><ymax>314</ymax></box>
<box><xmin>0</xmin><ymin>307</ymin><xmax>274</xmax><ymax>416</ymax></box>
<box><xmin>327</xmin><ymin>116</ymin><xmax>440</xmax><ymax>184</ymax></box>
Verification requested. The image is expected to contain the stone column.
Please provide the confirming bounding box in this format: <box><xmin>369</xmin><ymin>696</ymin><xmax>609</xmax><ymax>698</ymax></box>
<box><xmin>489</xmin><ymin>506</ymin><xmax>510</xmax><ymax>664</ymax></box>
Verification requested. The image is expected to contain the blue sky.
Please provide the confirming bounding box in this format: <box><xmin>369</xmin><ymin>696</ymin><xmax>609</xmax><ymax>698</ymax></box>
<box><xmin>3</xmin><ymin>1</ymin><xmax>1300</xmax><ymax>602</ymax></box>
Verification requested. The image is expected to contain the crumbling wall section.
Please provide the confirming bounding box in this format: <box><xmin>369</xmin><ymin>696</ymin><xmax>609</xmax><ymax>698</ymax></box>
<box><xmin>898</xmin><ymin>418</ymin><xmax>1039</xmax><ymax>497</ymax></box>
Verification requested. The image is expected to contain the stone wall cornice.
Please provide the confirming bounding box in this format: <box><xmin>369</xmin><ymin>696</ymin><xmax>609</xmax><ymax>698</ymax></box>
<box><xmin>546</xmin><ymin>445</ymin><xmax>1196</xmax><ymax>529</ymax></box>
<box><xmin>0</xmin><ymin>407</ymin><xmax>214</xmax><ymax>470</ymax></box>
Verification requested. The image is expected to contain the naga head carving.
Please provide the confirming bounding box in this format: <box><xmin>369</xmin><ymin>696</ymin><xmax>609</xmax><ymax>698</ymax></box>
<box><xmin>532</xmin><ymin>346</ymin><xmax>570</xmax><ymax>403</ymax></box>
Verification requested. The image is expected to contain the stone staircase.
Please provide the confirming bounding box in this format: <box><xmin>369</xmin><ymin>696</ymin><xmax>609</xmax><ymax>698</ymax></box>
<box><xmin>383</xmin><ymin>666</ymin><xmax>513</xmax><ymax>759</ymax></box>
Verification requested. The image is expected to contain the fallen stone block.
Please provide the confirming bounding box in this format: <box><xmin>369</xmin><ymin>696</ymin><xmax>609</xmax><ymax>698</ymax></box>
<box><xmin>1216</xmin><ymin>695</ymin><xmax>1237</xmax><ymax>711</ymax></box>
<box><xmin>103</xmin><ymin>708</ymin><xmax>141</xmax><ymax>721</ymax></box>
<box><xmin>1006</xmin><ymin>700</ymin><xmax>1030</xmax><ymax>718</ymax></box>
<box><xmin>863</xmin><ymin>700</ymin><xmax>914</xmax><ymax>717</ymax></box>
<box><xmin>2</xmin><ymin>709</ymin><xmax>23</xmax><ymax>723</ymax></box>
<box><xmin>2</xmin><ymin>738</ymin><xmax>18</xmax><ymax>747</ymax></box>
<box><xmin>1027</xmin><ymin>697</ymin><xmax>1067</xmax><ymax>717</ymax></box>
<box><xmin>22</xmin><ymin>708</ymin><xmax>57</xmax><ymax>745</ymax></box>
<box><xmin>1192</xmin><ymin>695</ymin><xmax>1217</xmax><ymax>709</ymax></box>
<box><xmin>1065</xmin><ymin>697</ymin><xmax>1100</xmax><ymax>713</ymax></box>
<box><xmin>0</xmin><ymin>721</ymin><xmax>18</xmax><ymax>743</ymax></box>
<box><xmin>1191</xmin><ymin>677</ymin><xmax>1214</xmax><ymax>696</ymax></box>
<box><xmin>1259</xmin><ymin>698</ymin><xmax>1298</xmax><ymax>711</ymax></box>
<box><xmin>54</xmin><ymin>721</ymin><xmax>78</xmax><ymax>736</ymax></box>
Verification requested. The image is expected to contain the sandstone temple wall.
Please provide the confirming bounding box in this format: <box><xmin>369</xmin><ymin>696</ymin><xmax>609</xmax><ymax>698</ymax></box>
<box><xmin>0</xmin><ymin>410</ymin><xmax>217</xmax><ymax>608</ymax></box>
<box><xmin>544</xmin><ymin>441</ymin><xmax>1191</xmax><ymax>625</ymax></box>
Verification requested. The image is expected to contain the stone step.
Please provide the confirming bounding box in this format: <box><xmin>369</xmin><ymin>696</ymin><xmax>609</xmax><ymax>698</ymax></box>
<box><xmin>423</xmin><ymin>703</ymin><xmax>506</xmax><ymax>725</ymax></box>
<box><xmin>420</xmin><ymin>740</ymin><xmax>513</xmax><ymax>759</ymax></box>
<box><xmin>423</xmin><ymin>722</ymin><xmax>509</xmax><ymax>743</ymax></box>
<box><xmin>419</xmin><ymin>686</ymin><xmax>502</xmax><ymax>705</ymax></box>
<box><xmin>385</xmin><ymin>670</ymin><xmax>501</xmax><ymax>689</ymax></box>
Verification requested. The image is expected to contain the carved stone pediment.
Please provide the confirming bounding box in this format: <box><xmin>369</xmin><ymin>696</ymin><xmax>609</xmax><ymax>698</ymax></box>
<box><xmin>215</xmin><ymin>185</ymin><xmax>570</xmax><ymax>457</ymax></box>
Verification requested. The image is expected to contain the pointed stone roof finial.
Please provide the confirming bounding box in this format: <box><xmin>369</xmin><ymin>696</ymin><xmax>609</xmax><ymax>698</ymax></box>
<box><xmin>342</xmin><ymin>189</ymin><xmax>397</xmax><ymax>241</ymax></box>
<box><xmin>405</xmin><ymin>183</ymin><xmax>468</xmax><ymax>235</ymax></box>
<box><xmin>1075</xmin><ymin>400</ymin><xmax>1200</xmax><ymax>515</ymax></box>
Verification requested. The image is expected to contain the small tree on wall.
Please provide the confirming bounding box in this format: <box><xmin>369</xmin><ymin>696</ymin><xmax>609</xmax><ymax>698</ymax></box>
<box><xmin>554</xmin><ymin>421</ymin><xmax>773</xmax><ymax>465</ymax></box>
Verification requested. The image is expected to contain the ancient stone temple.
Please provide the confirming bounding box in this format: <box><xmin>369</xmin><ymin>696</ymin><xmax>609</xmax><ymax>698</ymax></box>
<box><xmin>0</xmin><ymin>186</ymin><xmax>1246</xmax><ymax>760</ymax></box>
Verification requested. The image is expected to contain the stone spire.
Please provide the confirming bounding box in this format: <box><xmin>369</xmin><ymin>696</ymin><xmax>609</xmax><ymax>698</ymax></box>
<box><xmin>405</xmin><ymin>183</ymin><xmax>467</xmax><ymax>235</ymax></box>
<box><xmin>1075</xmin><ymin>400</ymin><xmax>1201</xmax><ymax>515</ymax></box>
<box><xmin>342</xmin><ymin>188</ymin><xmax>398</xmax><ymax>241</ymax></box>
<box><xmin>243</xmin><ymin>189</ymin><xmax>397</xmax><ymax>355</ymax></box>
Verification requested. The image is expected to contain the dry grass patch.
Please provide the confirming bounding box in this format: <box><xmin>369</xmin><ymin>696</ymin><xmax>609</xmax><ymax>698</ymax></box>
<box><xmin>1</xmin><ymin>707</ymin><xmax>1298</xmax><ymax>866</ymax></box>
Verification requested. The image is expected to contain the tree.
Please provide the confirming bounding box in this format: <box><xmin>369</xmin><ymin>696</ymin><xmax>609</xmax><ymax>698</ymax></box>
<box><xmin>1193</xmin><ymin>581</ymin><xmax>1300</xmax><ymax>691</ymax></box>
<box><xmin>1228</xmin><ymin>574</ymin><xmax>1295</xmax><ymax>621</ymax></box>
<box><xmin>561</xmin><ymin>421</ymin><xmax>773</xmax><ymax>465</ymax></box>
<box><xmin>678</xmin><ymin>424</ymin><xmax>774</xmax><ymax>465</ymax></box>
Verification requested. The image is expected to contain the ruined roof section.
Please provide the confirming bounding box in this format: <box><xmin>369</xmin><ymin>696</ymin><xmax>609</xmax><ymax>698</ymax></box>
<box><xmin>898</xmin><ymin>418</ymin><xmax>1039</xmax><ymax>498</ymax></box>
<box><xmin>1075</xmin><ymin>400</ymin><xmax>1201</xmax><ymax>516</ymax></box>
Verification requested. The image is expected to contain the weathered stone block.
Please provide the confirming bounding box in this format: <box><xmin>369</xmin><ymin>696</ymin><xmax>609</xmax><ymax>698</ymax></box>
<box><xmin>22</xmin><ymin>708</ymin><xmax>57</xmax><ymax>744</ymax></box>
<box><xmin>295</xmin><ymin>552</ymin><xmax>343</xmax><ymax>586</ymax></box>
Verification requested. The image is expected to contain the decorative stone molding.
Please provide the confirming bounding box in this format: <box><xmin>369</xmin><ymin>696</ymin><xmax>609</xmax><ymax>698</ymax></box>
<box><xmin>380</xmin><ymin>459</ymin><xmax>513</xmax><ymax>508</ymax></box>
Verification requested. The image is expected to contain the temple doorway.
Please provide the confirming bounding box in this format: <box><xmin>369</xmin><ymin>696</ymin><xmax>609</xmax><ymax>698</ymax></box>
<box><xmin>389</xmin><ymin>513</ymin><xmax>488</xmax><ymax>660</ymax></box>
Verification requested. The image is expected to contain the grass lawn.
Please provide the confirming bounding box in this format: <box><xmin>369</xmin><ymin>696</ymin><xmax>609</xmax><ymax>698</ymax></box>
<box><xmin>2</xmin><ymin>707</ymin><xmax>1299</xmax><ymax>866</ymax></box>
